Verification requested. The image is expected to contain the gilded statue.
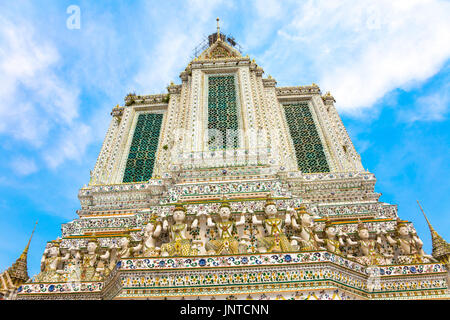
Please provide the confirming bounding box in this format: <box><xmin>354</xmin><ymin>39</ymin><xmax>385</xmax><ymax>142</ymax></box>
<box><xmin>161</xmin><ymin>204</ymin><xmax>198</xmax><ymax>257</ymax></box>
<box><xmin>60</xmin><ymin>246</ymin><xmax>82</xmax><ymax>282</ymax></box>
<box><xmin>252</xmin><ymin>196</ymin><xmax>292</xmax><ymax>253</ymax></box>
<box><xmin>205</xmin><ymin>200</ymin><xmax>245</xmax><ymax>255</ymax></box>
<box><xmin>80</xmin><ymin>238</ymin><xmax>110</xmax><ymax>281</ymax></box>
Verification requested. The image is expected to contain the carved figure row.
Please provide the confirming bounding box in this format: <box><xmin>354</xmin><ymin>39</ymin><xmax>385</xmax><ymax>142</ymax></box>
<box><xmin>36</xmin><ymin>198</ymin><xmax>435</xmax><ymax>282</ymax></box>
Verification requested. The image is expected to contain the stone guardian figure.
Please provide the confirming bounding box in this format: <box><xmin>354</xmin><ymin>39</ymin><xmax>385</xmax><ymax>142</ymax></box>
<box><xmin>80</xmin><ymin>238</ymin><xmax>109</xmax><ymax>281</ymax></box>
<box><xmin>161</xmin><ymin>204</ymin><xmax>197</xmax><ymax>257</ymax></box>
<box><xmin>35</xmin><ymin>241</ymin><xmax>64</xmax><ymax>282</ymax></box>
<box><xmin>290</xmin><ymin>205</ymin><xmax>324</xmax><ymax>251</ymax></box>
<box><xmin>252</xmin><ymin>195</ymin><xmax>292</xmax><ymax>253</ymax></box>
<box><xmin>134</xmin><ymin>214</ymin><xmax>162</xmax><ymax>257</ymax></box>
<box><xmin>384</xmin><ymin>219</ymin><xmax>435</xmax><ymax>264</ymax></box>
<box><xmin>323</xmin><ymin>219</ymin><xmax>345</xmax><ymax>255</ymax></box>
<box><xmin>346</xmin><ymin>221</ymin><xmax>386</xmax><ymax>265</ymax></box>
<box><xmin>205</xmin><ymin>200</ymin><xmax>245</xmax><ymax>255</ymax></box>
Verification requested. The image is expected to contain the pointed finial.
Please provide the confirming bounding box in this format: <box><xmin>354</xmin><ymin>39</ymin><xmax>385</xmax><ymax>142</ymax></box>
<box><xmin>25</xmin><ymin>221</ymin><xmax>38</xmax><ymax>253</ymax></box>
<box><xmin>417</xmin><ymin>200</ymin><xmax>434</xmax><ymax>231</ymax></box>
<box><xmin>216</xmin><ymin>18</ymin><xmax>220</xmax><ymax>40</ymax></box>
<box><xmin>19</xmin><ymin>221</ymin><xmax>38</xmax><ymax>259</ymax></box>
<box><xmin>417</xmin><ymin>200</ymin><xmax>450</xmax><ymax>264</ymax></box>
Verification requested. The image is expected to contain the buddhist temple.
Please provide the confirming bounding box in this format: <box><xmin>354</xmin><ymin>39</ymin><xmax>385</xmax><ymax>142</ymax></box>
<box><xmin>10</xmin><ymin>21</ymin><xmax>449</xmax><ymax>300</ymax></box>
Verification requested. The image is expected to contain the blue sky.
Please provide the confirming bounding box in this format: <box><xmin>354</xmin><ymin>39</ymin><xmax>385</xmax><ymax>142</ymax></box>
<box><xmin>0</xmin><ymin>0</ymin><xmax>449</xmax><ymax>277</ymax></box>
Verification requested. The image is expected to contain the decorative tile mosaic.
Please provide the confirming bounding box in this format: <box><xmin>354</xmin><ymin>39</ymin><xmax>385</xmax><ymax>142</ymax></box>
<box><xmin>117</xmin><ymin>251</ymin><xmax>366</xmax><ymax>274</ymax></box>
<box><xmin>377</xmin><ymin>263</ymin><xmax>446</xmax><ymax>276</ymax></box>
<box><xmin>207</xmin><ymin>75</ymin><xmax>239</xmax><ymax>150</ymax></box>
<box><xmin>123</xmin><ymin>113</ymin><xmax>163</xmax><ymax>182</ymax></box>
<box><xmin>18</xmin><ymin>282</ymin><xmax>103</xmax><ymax>295</ymax></box>
<box><xmin>284</xmin><ymin>103</ymin><xmax>330</xmax><ymax>173</ymax></box>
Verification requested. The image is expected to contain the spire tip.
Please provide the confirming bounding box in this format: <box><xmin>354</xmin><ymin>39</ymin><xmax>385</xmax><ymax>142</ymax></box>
<box><xmin>216</xmin><ymin>17</ymin><xmax>222</xmax><ymax>41</ymax></box>
<box><xmin>417</xmin><ymin>200</ymin><xmax>434</xmax><ymax>231</ymax></box>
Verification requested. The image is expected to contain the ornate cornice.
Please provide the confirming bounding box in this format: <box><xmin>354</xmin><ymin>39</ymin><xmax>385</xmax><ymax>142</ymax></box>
<box><xmin>262</xmin><ymin>77</ymin><xmax>277</xmax><ymax>87</ymax></box>
<box><xmin>124</xmin><ymin>93</ymin><xmax>170</xmax><ymax>106</ymax></box>
<box><xmin>276</xmin><ymin>85</ymin><xmax>321</xmax><ymax>97</ymax></box>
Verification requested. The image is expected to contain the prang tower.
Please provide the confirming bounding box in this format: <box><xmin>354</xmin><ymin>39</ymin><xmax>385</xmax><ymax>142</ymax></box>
<box><xmin>15</xmin><ymin>22</ymin><xmax>449</xmax><ymax>300</ymax></box>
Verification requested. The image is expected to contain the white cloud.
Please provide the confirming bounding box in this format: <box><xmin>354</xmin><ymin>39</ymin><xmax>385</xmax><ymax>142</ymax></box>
<box><xmin>414</xmin><ymin>93</ymin><xmax>449</xmax><ymax>122</ymax></box>
<box><xmin>401</xmin><ymin>85</ymin><xmax>450</xmax><ymax>122</ymax></box>
<box><xmin>253</xmin><ymin>0</ymin><xmax>450</xmax><ymax>113</ymax></box>
<box><xmin>0</xmin><ymin>16</ymin><xmax>79</xmax><ymax>147</ymax></box>
<box><xmin>133</xmin><ymin>31</ymin><xmax>190</xmax><ymax>93</ymax></box>
<box><xmin>252</xmin><ymin>0</ymin><xmax>282</xmax><ymax>19</ymax></box>
<box><xmin>0</xmin><ymin>12</ymin><xmax>103</xmax><ymax>171</ymax></box>
<box><xmin>43</xmin><ymin>122</ymin><xmax>93</xmax><ymax>169</ymax></box>
<box><xmin>132</xmin><ymin>0</ymin><xmax>230</xmax><ymax>92</ymax></box>
<box><xmin>10</xmin><ymin>156</ymin><xmax>38</xmax><ymax>176</ymax></box>
<box><xmin>2</xmin><ymin>0</ymin><xmax>449</xmax><ymax>175</ymax></box>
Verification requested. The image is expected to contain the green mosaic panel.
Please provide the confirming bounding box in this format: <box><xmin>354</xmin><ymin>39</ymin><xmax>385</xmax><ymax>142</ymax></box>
<box><xmin>207</xmin><ymin>75</ymin><xmax>239</xmax><ymax>150</ymax></box>
<box><xmin>284</xmin><ymin>103</ymin><xmax>330</xmax><ymax>173</ymax></box>
<box><xmin>123</xmin><ymin>113</ymin><xmax>163</xmax><ymax>183</ymax></box>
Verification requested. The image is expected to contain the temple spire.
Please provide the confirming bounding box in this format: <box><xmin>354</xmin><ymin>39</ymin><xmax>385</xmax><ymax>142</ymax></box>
<box><xmin>417</xmin><ymin>200</ymin><xmax>433</xmax><ymax>231</ymax></box>
<box><xmin>216</xmin><ymin>18</ymin><xmax>220</xmax><ymax>40</ymax></box>
<box><xmin>0</xmin><ymin>222</ymin><xmax>37</xmax><ymax>298</ymax></box>
<box><xmin>19</xmin><ymin>221</ymin><xmax>38</xmax><ymax>260</ymax></box>
<box><xmin>11</xmin><ymin>221</ymin><xmax>38</xmax><ymax>279</ymax></box>
<box><xmin>417</xmin><ymin>200</ymin><xmax>450</xmax><ymax>264</ymax></box>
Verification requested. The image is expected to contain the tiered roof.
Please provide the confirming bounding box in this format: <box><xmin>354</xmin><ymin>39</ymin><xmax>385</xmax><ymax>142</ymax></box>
<box><xmin>0</xmin><ymin>222</ymin><xmax>37</xmax><ymax>297</ymax></box>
